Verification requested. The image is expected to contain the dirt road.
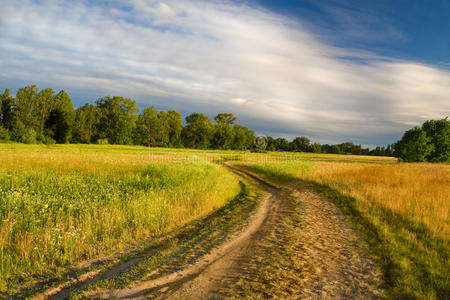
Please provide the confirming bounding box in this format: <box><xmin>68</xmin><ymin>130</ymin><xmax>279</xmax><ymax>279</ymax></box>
<box><xmin>31</xmin><ymin>164</ymin><xmax>384</xmax><ymax>299</ymax></box>
<box><xmin>88</xmin><ymin>165</ymin><xmax>383</xmax><ymax>299</ymax></box>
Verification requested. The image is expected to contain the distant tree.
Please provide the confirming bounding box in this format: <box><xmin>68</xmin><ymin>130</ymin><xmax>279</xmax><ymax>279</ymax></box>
<box><xmin>273</xmin><ymin>138</ymin><xmax>290</xmax><ymax>151</ymax></box>
<box><xmin>291</xmin><ymin>136</ymin><xmax>311</xmax><ymax>152</ymax></box>
<box><xmin>214</xmin><ymin>113</ymin><xmax>236</xmax><ymax>125</ymax></box>
<box><xmin>45</xmin><ymin>109</ymin><xmax>70</xmax><ymax>143</ymax></box>
<box><xmin>212</xmin><ymin>113</ymin><xmax>236</xmax><ymax>149</ymax></box>
<box><xmin>72</xmin><ymin>104</ymin><xmax>98</xmax><ymax>143</ymax></box>
<box><xmin>370</xmin><ymin>146</ymin><xmax>385</xmax><ymax>156</ymax></box>
<box><xmin>265</xmin><ymin>136</ymin><xmax>275</xmax><ymax>151</ymax></box>
<box><xmin>337</xmin><ymin>142</ymin><xmax>361</xmax><ymax>155</ymax></box>
<box><xmin>165</xmin><ymin>110</ymin><xmax>183</xmax><ymax>147</ymax></box>
<box><xmin>15</xmin><ymin>85</ymin><xmax>39</xmax><ymax>131</ymax></box>
<box><xmin>134</xmin><ymin>106</ymin><xmax>163</xmax><ymax>146</ymax></box>
<box><xmin>232</xmin><ymin>124</ymin><xmax>254</xmax><ymax>150</ymax></box>
<box><xmin>182</xmin><ymin>113</ymin><xmax>214</xmax><ymax>149</ymax></box>
<box><xmin>387</xmin><ymin>144</ymin><xmax>395</xmax><ymax>156</ymax></box>
<box><xmin>95</xmin><ymin>96</ymin><xmax>138</xmax><ymax>145</ymax></box>
<box><xmin>0</xmin><ymin>88</ymin><xmax>15</xmax><ymax>130</ymax></box>
<box><xmin>35</xmin><ymin>88</ymin><xmax>55</xmax><ymax>137</ymax></box>
<box><xmin>311</xmin><ymin>142</ymin><xmax>322</xmax><ymax>153</ymax></box>
<box><xmin>394</xmin><ymin>126</ymin><xmax>433</xmax><ymax>162</ymax></box>
<box><xmin>422</xmin><ymin>117</ymin><xmax>450</xmax><ymax>162</ymax></box>
<box><xmin>330</xmin><ymin>145</ymin><xmax>342</xmax><ymax>154</ymax></box>
<box><xmin>158</xmin><ymin>110</ymin><xmax>169</xmax><ymax>146</ymax></box>
<box><xmin>52</xmin><ymin>90</ymin><xmax>75</xmax><ymax>141</ymax></box>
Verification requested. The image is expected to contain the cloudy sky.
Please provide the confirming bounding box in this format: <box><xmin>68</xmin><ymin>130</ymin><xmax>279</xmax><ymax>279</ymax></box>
<box><xmin>1</xmin><ymin>0</ymin><xmax>449</xmax><ymax>146</ymax></box>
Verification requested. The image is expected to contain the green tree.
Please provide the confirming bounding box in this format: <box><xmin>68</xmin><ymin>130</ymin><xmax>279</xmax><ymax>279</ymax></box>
<box><xmin>266</xmin><ymin>137</ymin><xmax>276</xmax><ymax>151</ymax></box>
<box><xmin>45</xmin><ymin>109</ymin><xmax>70</xmax><ymax>143</ymax></box>
<box><xmin>232</xmin><ymin>124</ymin><xmax>254</xmax><ymax>150</ymax></box>
<box><xmin>273</xmin><ymin>138</ymin><xmax>290</xmax><ymax>151</ymax></box>
<box><xmin>15</xmin><ymin>85</ymin><xmax>39</xmax><ymax>130</ymax></box>
<box><xmin>51</xmin><ymin>90</ymin><xmax>75</xmax><ymax>142</ymax></box>
<box><xmin>182</xmin><ymin>113</ymin><xmax>214</xmax><ymax>149</ymax></box>
<box><xmin>212</xmin><ymin>113</ymin><xmax>236</xmax><ymax>149</ymax></box>
<box><xmin>0</xmin><ymin>88</ymin><xmax>15</xmax><ymax>130</ymax></box>
<box><xmin>158</xmin><ymin>111</ymin><xmax>170</xmax><ymax>146</ymax></box>
<box><xmin>291</xmin><ymin>136</ymin><xmax>311</xmax><ymax>152</ymax></box>
<box><xmin>311</xmin><ymin>143</ymin><xmax>322</xmax><ymax>153</ymax></box>
<box><xmin>395</xmin><ymin>126</ymin><xmax>434</xmax><ymax>162</ymax></box>
<box><xmin>134</xmin><ymin>106</ymin><xmax>163</xmax><ymax>146</ymax></box>
<box><xmin>72</xmin><ymin>104</ymin><xmax>98</xmax><ymax>143</ymax></box>
<box><xmin>214</xmin><ymin>113</ymin><xmax>236</xmax><ymax>125</ymax></box>
<box><xmin>422</xmin><ymin>117</ymin><xmax>450</xmax><ymax>162</ymax></box>
<box><xmin>35</xmin><ymin>88</ymin><xmax>55</xmax><ymax>137</ymax></box>
<box><xmin>331</xmin><ymin>145</ymin><xmax>342</xmax><ymax>154</ymax></box>
<box><xmin>95</xmin><ymin>96</ymin><xmax>138</xmax><ymax>145</ymax></box>
<box><xmin>165</xmin><ymin>110</ymin><xmax>183</xmax><ymax>147</ymax></box>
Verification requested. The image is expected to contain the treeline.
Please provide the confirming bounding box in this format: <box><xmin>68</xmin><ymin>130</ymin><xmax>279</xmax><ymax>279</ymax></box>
<box><xmin>0</xmin><ymin>85</ymin><xmax>255</xmax><ymax>149</ymax></box>
<box><xmin>394</xmin><ymin>118</ymin><xmax>449</xmax><ymax>162</ymax></box>
<box><xmin>0</xmin><ymin>85</ymin><xmax>394</xmax><ymax>155</ymax></box>
<box><xmin>2</xmin><ymin>85</ymin><xmax>445</xmax><ymax>161</ymax></box>
<box><xmin>263</xmin><ymin>136</ymin><xmax>394</xmax><ymax>156</ymax></box>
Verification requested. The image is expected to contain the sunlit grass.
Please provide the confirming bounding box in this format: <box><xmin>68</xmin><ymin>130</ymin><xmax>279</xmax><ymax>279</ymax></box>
<box><xmin>244</xmin><ymin>159</ymin><xmax>450</xmax><ymax>299</ymax></box>
<box><xmin>1</xmin><ymin>143</ymin><xmax>448</xmax><ymax>298</ymax></box>
<box><xmin>0</xmin><ymin>144</ymin><xmax>240</xmax><ymax>292</ymax></box>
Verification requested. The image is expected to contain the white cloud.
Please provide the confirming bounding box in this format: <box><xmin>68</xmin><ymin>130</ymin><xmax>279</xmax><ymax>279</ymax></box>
<box><xmin>230</xmin><ymin>98</ymin><xmax>248</xmax><ymax>105</ymax></box>
<box><xmin>157</xmin><ymin>3</ymin><xmax>176</xmax><ymax>16</ymax></box>
<box><xmin>0</xmin><ymin>0</ymin><xmax>449</xmax><ymax>145</ymax></box>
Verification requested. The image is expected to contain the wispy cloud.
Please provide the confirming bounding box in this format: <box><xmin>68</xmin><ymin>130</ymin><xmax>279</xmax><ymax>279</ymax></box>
<box><xmin>0</xmin><ymin>0</ymin><xmax>449</xmax><ymax>145</ymax></box>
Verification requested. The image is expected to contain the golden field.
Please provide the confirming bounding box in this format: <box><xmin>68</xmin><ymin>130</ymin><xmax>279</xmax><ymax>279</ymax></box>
<box><xmin>0</xmin><ymin>143</ymin><xmax>240</xmax><ymax>292</ymax></box>
<box><xmin>0</xmin><ymin>143</ymin><xmax>448</xmax><ymax>298</ymax></box>
<box><xmin>244</xmin><ymin>157</ymin><xmax>449</xmax><ymax>299</ymax></box>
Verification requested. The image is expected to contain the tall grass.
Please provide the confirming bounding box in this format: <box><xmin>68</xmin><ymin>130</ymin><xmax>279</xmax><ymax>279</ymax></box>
<box><xmin>245</xmin><ymin>159</ymin><xmax>450</xmax><ymax>299</ymax></box>
<box><xmin>0</xmin><ymin>144</ymin><xmax>240</xmax><ymax>292</ymax></box>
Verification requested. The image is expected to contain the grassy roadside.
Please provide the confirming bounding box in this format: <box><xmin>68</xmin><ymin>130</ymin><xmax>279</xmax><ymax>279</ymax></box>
<box><xmin>243</xmin><ymin>162</ymin><xmax>450</xmax><ymax>299</ymax></box>
<box><xmin>0</xmin><ymin>144</ymin><xmax>241</xmax><ymax>294</ymax></box>
<box><xmin>72</xmin><ymin>177</ymin><xmax>263</xmax><ymax>299</ymax></box>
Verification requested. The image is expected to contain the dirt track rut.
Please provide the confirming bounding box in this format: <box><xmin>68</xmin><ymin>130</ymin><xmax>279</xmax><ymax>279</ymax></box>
<box><xmin>89</xmin><ymin>165</ymin><xmax>383</xmax><ymax>299</ymax></box>
<box><xmin>32</xmin><ymin>164</ymin><xmax>384</xmax><ymax>299</ymax></box>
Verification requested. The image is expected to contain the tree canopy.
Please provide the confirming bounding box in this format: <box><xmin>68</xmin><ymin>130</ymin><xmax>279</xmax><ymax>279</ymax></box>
<box><xmin>2</xmin><ymin>85</ymin><xmax>445</xmax><ymax>161</ymax></box>
<box><xmin>394</xmin><ymin>118</ymin><xmax>449</xmax><ymax>162</ymax></box>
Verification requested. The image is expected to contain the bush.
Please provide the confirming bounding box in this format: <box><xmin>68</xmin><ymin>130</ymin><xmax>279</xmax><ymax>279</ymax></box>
<box><xmin>40</xmin><ymin>135</ymin><xmax>56</xmax><ymax>145</ymax></box>
<box><xmin>0</xmin><ymin>127</ymin><xmax>10</xmax><ymax>141</ymax></box>
<box><xmin>97</xmin><ymin>138</ymin><xmax>109</xmax><ymax>145</ymax></box>
<box><xmin>19</xmin><ymin>128</ymin><xmax>37</xmax><ymax>144</ymax></box>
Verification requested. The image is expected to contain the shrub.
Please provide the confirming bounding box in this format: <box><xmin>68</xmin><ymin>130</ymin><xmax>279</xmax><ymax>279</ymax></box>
<box><xmin>40</xmin><ymin>135</ymin><xmax>56</xmax><ymax>145</ymax></box>
<box><xmin>97</xmin><ymin>138</ymin><xmax>109</xmax><ymax>145</ymax></box>
<box><xmin>0</xmin><ymin>127</ymin><xmax>10</xmax><ymax>141</ymax></box>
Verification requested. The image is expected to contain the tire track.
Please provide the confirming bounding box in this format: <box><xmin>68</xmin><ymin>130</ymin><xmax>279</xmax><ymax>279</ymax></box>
<box><xmin>37</xmin><ymin>163</ymin><xmax>384</xmax><ymax>299</ymax></box>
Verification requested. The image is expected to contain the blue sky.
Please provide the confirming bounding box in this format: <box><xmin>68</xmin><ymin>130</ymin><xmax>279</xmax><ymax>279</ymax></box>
<box><xmin>253</xmin><ymin>0</ymin><xmax>450</xmax><ymax>66</ymax></box>
<box><xmin>1</xmin><ymin>0</ymin><xmax>449</xmax><ymax>146</ymax></box>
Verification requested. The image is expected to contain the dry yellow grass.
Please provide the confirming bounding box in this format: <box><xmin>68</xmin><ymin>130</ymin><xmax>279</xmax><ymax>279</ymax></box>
<box><xmin>299</xmin><ymin>162</ymin><xmax>450</xmax><ymax>240</ymax></box>
<box><xmin>244</xmin><ymin>156</ymin><xmax>450</xmax><ymax>298</ymax></box>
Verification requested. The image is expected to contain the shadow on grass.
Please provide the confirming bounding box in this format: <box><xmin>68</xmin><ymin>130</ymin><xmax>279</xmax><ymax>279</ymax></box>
<box><xmin>247</xmin><ymin>165</ymin><xmax>449</xmax><ymax>299</ymax></box>
<box><xmin>308</xmin><ymin>181</ymin><xmax>450</xmax><ymax>299</ymax></box>
<box><xmin>8</xmin><ymin>181</ymin><xmax>258</xmax><ymax>299</ymax></box>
